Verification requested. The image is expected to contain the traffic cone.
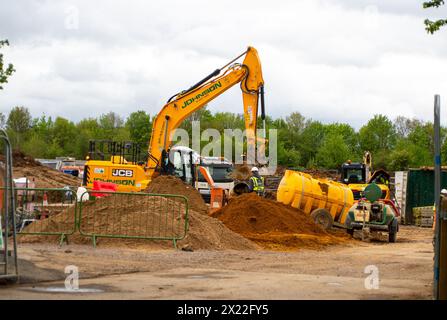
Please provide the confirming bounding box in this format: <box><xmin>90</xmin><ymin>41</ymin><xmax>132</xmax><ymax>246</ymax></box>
<box><xmin>43</xmin><ymin>192</ymin><xmax>49</xmax><ymax>206</ymax></box>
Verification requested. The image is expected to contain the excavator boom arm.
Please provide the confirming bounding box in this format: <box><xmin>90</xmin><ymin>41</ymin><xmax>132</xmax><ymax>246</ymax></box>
<box><xmin>146</xmin><ymin>47</ymin><xmax>264</xmax><ymax>176</ymax></box>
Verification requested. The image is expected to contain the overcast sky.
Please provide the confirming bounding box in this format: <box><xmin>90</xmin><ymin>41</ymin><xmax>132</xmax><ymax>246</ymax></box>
<box><xmin>1</xmin><ymin>0</ymin><xmax>447</xmax><ymax>129</ymax></box>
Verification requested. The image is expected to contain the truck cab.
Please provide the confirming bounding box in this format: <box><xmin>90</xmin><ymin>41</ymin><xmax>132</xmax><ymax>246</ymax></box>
<box><xmin>195</xmin><ymin>157</ymin><xmax>234</xmax><ymax>203</ymax></box>
<box><xmin>168</xmin><ymin>147</ymin><xmax>235</xmax><ymax>202</ymax></box>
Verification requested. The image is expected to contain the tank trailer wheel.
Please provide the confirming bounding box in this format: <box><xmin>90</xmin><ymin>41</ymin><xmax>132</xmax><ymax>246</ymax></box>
<box><xmin>310</xmin><ymin>208</ymin><xmax>333</xmax><ymax>230</ymax></box>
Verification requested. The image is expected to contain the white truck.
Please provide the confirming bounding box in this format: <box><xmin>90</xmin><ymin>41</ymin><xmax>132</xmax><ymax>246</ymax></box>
<box><xmin>169</xmin><ymin>146</ymin><xmax>234</xmax><ymax>203</ymax></box>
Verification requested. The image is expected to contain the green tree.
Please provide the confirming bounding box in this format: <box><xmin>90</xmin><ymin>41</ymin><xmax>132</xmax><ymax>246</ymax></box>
<box><xmin>32</xmin><ymin>115</ymin><xmax>54</xmax><ymax>143</ymax></box>
<box><xmin>424</xmin><ymin>0</ymin><xmax>447</xmax><ymax>34</ymax></box>
<box><xmin>77</xmin><ymin>118</ymin><xmax>100</xmax><ymax>138</ymax></box>
<box><xmin>359</xmin><ymin>114</ymin><xmax>396</xmax><ymax>153</ymax></box>
<box><xmin>99</xmin><ymin>112</ymin><xmax>123</xmax><ymax>135</ymax></box>
<box><xmin>408</xmin><ymin>122</ymin><xmax>434</xmax><ymax>153</ymax></box>
<box><xmin>285</xmin><ymin>112</ymin><xmax>306</xmax><ymax>134</ymax></box>
<box><xmin>180</xmin><ymin>107</ymin><xmax>214</xmax><ymax>134</ymax></box>
<box><xmin>98</xmin><ymin>111</ymin><xmax>129</xmax><ymax>141</ymax></box>
<box><xmin>0</xmin><ymin>40</ymin><xmax>15</xmax><ymax>90</ymax></box>
<box><xmin>22</xmin><ymin>134</ymin><xmax>49</xmax><ymax>158</ymax></box>
<box><xmin>277</xmin><ymin>141</ymin><xmax>301</xmax><ymax>167</ymax></box>
<box><xmin>6</xmin><ymin>106</ymin><xmax>32</xmax><ymax>148</ymax></box>
<box><xmin>211</xmin><ymin>112</ymin><xmax>244</xmax><ymax>132</ymax></box>
<box><xmin>76</xmin><ymin>118</ymin><xmax>101</xmax><ymax>158</ymax></box>
<box><xmin>281</xmin><ymin>112</ymin><xmax>306</xmax><ymax>154</ymax></box>
<box><xmin>394</xmin><ymin>116</ymin><xmax>422</xmax><ymax>139</ymax></box>
<box><xmin>389</xmin><ymin>148</ymin><xmax>412</xmax><ymax>171</ymax></box>
<box><xmin>316</xmin><ymin>133</ymin><xmax>351</xmax><ymax>169</ymax></box>
<box><xmin>299</xmin><ymin>120</ymin><xmax>326</xmax><ymax>167</ymax></box>
<box><xmin>21</xmin><ymin>115</ymin><xmax>55</xmax><ymax>158</ymax></box>
<box><xmin>126</xmin><ymin>110</ymin><xmax>152</xmax><ymax>148</ymax></box>
<box><xmin>53</xmin><ymin>117</ymin><xmax>77</xmax><ymax>155</ymax></box>
<box><xmin>325</xmin><ymin>123</ymin><xmax>359</xmax><ymax>156</ymax></box>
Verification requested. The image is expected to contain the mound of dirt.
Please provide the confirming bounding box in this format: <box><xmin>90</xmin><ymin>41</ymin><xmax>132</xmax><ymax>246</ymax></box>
<box><xmin>19</xmin><ymin>193</ymin><xmax>257</xmax><ymax>251</ymax></box>
<box><xmin>212</xmin><ymin>193</ymin><xmax>350</xmax><ymax>250</ymax></box>
<box><xmin>145</xmin><ymin>175</ymin><xmax>208</xmax><ymax>215</ymax></box>
<box><xmin>12</xmin><ymin>166</ymin><xmax>81</xmax><ymax>189</ymax></box>
<box><xmin>0</xmin><ymin>150</ymin><xmax>41</xmax><ymax>167</ymax></box>
<box><xmin>180</xmin><ymin>211</ymin><xmax>257</xmax><ymax>250</ymax></box>
<box><xmin>0</xmin><ymin>150</ymin><xmax>81</xmax><ymax>188</ymax></box>
<box><xmin>230</xmin><ymin>165</ymin><xmax>251</xmax><ymax>180</ymax></box>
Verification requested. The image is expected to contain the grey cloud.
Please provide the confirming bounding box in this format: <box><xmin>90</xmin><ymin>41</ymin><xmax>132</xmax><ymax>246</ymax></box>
<box><xmin>1</xmin><ymin>0</ymin><xmax>447</xmax><ymax>129</ymax></box>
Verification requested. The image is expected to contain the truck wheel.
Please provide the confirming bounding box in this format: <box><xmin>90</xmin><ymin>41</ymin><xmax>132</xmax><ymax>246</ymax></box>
<box><xmin>311</xmin><ymin>208</ymin><xmax>333</xmax><ymax>230</ymax></box>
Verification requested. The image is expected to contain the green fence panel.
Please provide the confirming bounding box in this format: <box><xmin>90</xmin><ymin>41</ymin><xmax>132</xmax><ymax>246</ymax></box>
<box><xmin>78</xmin><ymin>191</ymin><xmax>189</xmax><ymax>247</ymax></box>
<box><xmin>2</xmin><ymin>187</ymin><xmax>189</xmax><ymax>248</ymax></box>
<box><xmin>1</xmin><ymin>187</ymin><xmax>78</xmax><ymax>245</ymax></box>
<box><xmin>406</xmin><ymin>170</ymin><xmax>447</xmax><ymax>224</ymax></box>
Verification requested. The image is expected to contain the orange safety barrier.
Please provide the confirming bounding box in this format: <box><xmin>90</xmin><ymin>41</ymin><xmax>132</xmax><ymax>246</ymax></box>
<box><xmin>92</xmin><ymin>181</ymin><xmax>117</xmax><ymax>197</ymax></box>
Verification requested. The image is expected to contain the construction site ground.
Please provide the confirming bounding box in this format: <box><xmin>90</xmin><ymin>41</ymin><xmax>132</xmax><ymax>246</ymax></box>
<box><xmin>0</xmin><ymin>226</ymin><xmax>434</xmax><ymax>299</ymax></box>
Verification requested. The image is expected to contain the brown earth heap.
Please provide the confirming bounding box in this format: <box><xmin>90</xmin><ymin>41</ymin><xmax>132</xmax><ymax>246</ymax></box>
<box><xmin>145</xmin><ymin>175</ymin><xmax>208</xmax><ymax>215</ymax></box>
<box><xmin>230</xmin><ymin>165</ymin><xmax>251</xmax><ymax>180</ymax></box>
<box><xmin>20</xmin><ymin>193</ymin><xmax>257</xmax><ymax>251</ymax></box>
<box><xmin>0</xmin><ymin>151</ymin><xmax>81</xmax><ymax>188</ymax></box>
<box><xmin>212</xmin><ymin>193</ymin><xmax>350</xmax><ymax>250</ymax></box>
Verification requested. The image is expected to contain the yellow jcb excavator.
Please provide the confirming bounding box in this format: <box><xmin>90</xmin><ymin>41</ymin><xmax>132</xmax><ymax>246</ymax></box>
<box><xmin>82</xmin><ymin>46</ymin><xmax>265</xmax><ymax>192</ymax></box>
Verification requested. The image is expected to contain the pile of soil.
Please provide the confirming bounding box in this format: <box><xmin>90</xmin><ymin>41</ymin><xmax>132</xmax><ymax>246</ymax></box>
<box><xmin>14</xmin><ymin>151</ymin><xmax>41</xmax><ymax>167</ymax></box>
<box><xmin>230</xmin><ymin>165</ymin><xmax>251</xmax><ymax>180</ymax></box>
<box><xmin>19</xmin><ymin>193</ymin><xmax>257</xmax><ymax>251</ymax></box>
<box><xmin>145</xmin><ymin>175</ymin><xmax>208</xmax><ymax>215</ymax></box>
<box><xmin>12</xmin><ymin>166</ymin><xmax>81</xmax><ymax>189</ymax></box>
<box><xmin>0</xmin><ymin>150</ymin><xmax>41</xmax><ymax>167</ymax></box>
<box><xmin>212</xmin><ymin>193</ymin><xmax>350</xmax><ymax>250</ymax></box>
<box><xmin>0</xmin><ymin>150</ymin><xmax>81</xmax><ymax>188</ymax></box>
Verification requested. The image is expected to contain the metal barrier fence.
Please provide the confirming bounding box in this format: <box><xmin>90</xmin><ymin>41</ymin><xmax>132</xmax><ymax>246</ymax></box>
<box><xmin>1</xmin><ymin>129</ymin><xmax>18</xmax><ymax>283</ymax></box>
<box><xmin>2</xmin><ymin>187</ymin><xmax>189</xmax><ymax>248</ymax></box>
<box><xmin>78</xmin><ymin>191</ymin><xmax>189</xmax><ymax>247</ymax></box>
<box><xmin>10</xmin><ymin>187</ymin><xmax>77</xmax><ymax>246</ymax></box>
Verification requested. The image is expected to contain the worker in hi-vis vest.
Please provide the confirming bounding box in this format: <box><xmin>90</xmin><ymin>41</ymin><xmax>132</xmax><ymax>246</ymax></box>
<box><xmin>248</xmin><ymin>167</ymin><xmax>265</xmax><ymax>196</ymax></box>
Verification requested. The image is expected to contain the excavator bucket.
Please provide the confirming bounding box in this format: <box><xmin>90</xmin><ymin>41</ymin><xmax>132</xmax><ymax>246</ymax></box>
<box><xmin>277</xmin><ymin>170</ymin><xmax>354</xmax><ymax>225</ymax></box>
<box><xmin>199</xmin><ymin>166</ymin><xmax>225</xmax><ymax>213</ymax></box>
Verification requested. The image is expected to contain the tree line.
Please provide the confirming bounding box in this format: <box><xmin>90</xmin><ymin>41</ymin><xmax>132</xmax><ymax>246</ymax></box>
<box><xmin>0</xmin><ymin>106</ymin><xmax>443</xmax><ymax>172</ymax></box>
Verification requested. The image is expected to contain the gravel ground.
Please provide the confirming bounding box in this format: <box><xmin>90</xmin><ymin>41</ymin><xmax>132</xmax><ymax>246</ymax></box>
<box><xmin>0</xmin><ymin>226</ymin><xmax>434</xmax><ymax>299</ymax></box>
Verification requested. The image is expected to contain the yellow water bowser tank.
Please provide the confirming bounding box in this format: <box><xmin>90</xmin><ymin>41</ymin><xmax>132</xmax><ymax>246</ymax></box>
<box><xmin>277</xmin><ymin>170</ymin><xmax>354</xmax><ymax>226</ymax></box>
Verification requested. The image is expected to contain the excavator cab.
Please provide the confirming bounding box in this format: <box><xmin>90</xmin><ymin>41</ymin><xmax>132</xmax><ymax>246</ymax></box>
<box><xmin>340</xmin><ymin>159</ymin><xmax>390</xmax><ymax>201</ymax></box>
<box><xmin>341</xmin><ymin>162</ymin><xmax>367</xmax><ymax>184</ymax></box>
<box><xmin>164</xmin><ymin>146</ymin><xmax>199</xmax><ymax>185</ymax></box>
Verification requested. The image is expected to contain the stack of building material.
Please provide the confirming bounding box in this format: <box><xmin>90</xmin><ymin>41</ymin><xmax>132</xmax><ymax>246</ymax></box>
<box><xmin>413</xmin><ymin>206</ymin><xmax>434</xmax><ymax>227</ymax></box>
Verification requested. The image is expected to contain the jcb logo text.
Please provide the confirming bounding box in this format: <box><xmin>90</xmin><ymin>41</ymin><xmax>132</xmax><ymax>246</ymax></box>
<box><xmin>112</xmin><ymin>169</ymin><xmax>133</xmax><ymax>177</ymax></box>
